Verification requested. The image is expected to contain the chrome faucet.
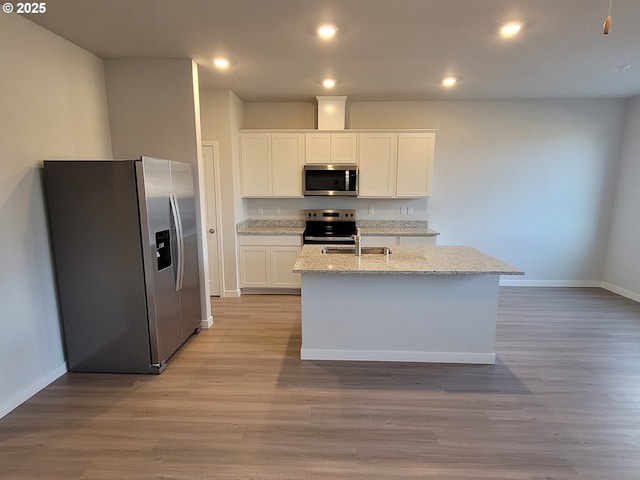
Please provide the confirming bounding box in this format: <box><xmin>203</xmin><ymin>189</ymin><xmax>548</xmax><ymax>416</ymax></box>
<box><xmin>352</xmin><ymin>227</ymin><xmax>362</xmax><ymax>256</ymax></box>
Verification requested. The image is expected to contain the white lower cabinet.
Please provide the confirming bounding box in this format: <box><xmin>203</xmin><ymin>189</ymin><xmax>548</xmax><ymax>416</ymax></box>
<box><xmin>238</xmin><ymin>247</ymin><xmax>271</xmax><ymax>288</ymax></box>
<box><xmin>238</xmin><ymin>235</ymin><xmax>301</xmax><ymax>290</ymax></box>
<box><xmin>362</xmin><ymin>235</ymin><xmax>437</xmax><ymax>246</ymax></box>
<box><xmin>271</xmin><ymin>247</ymin><xmax>302</xmax><ymax>287</ymax></box>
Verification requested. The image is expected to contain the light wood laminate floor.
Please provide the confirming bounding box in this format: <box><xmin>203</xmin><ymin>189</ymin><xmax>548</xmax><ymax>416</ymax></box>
<box><xmin>1</xmin><ymin>287</ymin><xmax>639</xmax><ymax>479</ymax></box>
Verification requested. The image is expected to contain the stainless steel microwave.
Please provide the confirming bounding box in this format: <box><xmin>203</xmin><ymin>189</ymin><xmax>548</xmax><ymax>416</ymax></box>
<box><xmin>303</xmin><ymin>165</ymin><xmax>358</xmax><ymax>196</ymax></box>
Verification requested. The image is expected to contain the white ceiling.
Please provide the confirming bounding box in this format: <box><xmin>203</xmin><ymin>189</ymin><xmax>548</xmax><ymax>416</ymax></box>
<box><xmin>25</xmin><ymin>0</ymin><xmax>640</xmax><ymax>102</ymax></box>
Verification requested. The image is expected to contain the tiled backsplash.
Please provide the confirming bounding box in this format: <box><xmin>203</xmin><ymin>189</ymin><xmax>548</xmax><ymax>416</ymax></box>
<box><xmin>237</xmin><ymin>219</ymin><xmax>428</xmax><ymax>229</ymax></box>
<box><xmin>244</xmin><ymin>197</ymin><xmax>429</xmax><ymax>221</ymax></box>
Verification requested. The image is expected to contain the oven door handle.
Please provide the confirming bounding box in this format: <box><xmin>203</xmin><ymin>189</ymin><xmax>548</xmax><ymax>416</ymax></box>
<box><xmin>304</xmin><ymin>235</ymin><xmax>356</xmax><ymax>242</ymax></box>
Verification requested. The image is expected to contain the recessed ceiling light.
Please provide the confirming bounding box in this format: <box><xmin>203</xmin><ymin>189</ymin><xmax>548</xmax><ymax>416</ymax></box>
<box><xmin>318</xmin><ymin>24</ymin><xmax>338</xmax><ymax>40</ymax></box>
<box><xmin>500</xmin><ymin>21</ymin><xmax>523</xmax><ymax>38</ymax></box>
<box><xmin>213</xmin><ymin>57</ymin><xmax>230</xmax><ymax>69</ymax></box>
<box><xmin>323</xmin><ymin>78</ymin><xmax>336</xmax><ymax>88</ymax></box>
<box><xmin>442</xmin><ymin>77</ymin><xmax>457</xmax><ymax>88</ymax></box>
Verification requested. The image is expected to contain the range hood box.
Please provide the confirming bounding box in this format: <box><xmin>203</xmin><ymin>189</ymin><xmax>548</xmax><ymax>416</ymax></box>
<box><xmin>316</xmin><ymin>96</ymin><xmax>347</xmax><ymax>130</ymax></box>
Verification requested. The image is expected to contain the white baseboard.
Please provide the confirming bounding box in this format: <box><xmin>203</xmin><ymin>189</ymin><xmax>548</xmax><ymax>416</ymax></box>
<box><xmin>240</xmin><ymin>288</ymin><xmax>301</xmax><ymax>295</ymax></box>
<box><xmin>200</xmin><ymin>315</ymin><xmax>214</xmax><ymax>329</ymax></box>
<box><xmin>601</xmin><ymin>282</ymin><xmax>640</xmax><ymax>303</ymax></box>
<box><xmin>0</xmin><ymin>362</ymin><xmax>67</xmax><ymax>420</ymax></box>
<box><xmin>499</xmin><ymin>279</ymin><xmax>601</xmax><ymax>287</ymax></box>
<box><xmin>223</xmin><ymin>289</ymin><xmax>241</xmax><ymax>298</ymax></box>
<box><xmin>301</xmin><ymin>348</ymin><xmax>496</xmax><ymax>364</ymax></box>
<box><xmin>499</xmin><ymin>279</ymin><xmax>639</xmax><ymax>303</ymax></box>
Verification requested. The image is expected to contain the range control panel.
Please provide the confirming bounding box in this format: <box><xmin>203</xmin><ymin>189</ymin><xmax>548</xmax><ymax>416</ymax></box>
<box><xmin>304</xmin><ymin>209</ymin><xmax>356</xmax><ymax>222</ymax></box>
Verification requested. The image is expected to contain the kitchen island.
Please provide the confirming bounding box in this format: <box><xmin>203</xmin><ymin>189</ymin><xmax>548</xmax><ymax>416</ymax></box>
<box><xmin>292</xmin><ymin>245</ymin><xmax>523</xmax><ymax>364</ymax></box>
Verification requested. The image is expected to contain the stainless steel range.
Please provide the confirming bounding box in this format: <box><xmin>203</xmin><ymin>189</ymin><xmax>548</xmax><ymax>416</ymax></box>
<box><xmin>303</xmin><ymin>209</ymin><xmax>357</xmax><ymax>245</ymax></box>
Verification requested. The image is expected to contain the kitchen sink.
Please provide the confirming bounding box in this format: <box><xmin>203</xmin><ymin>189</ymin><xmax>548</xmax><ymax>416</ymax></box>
<box><xmin>321</xmin><ymin>246</ymin><xmax>392</xmax><ymax>255</ymax></box>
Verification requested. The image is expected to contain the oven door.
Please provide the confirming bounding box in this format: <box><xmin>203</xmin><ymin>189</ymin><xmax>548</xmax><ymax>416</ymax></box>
<box><xmin>303</xmin><ymin>221</ymin><xmax>357</xmax><ymax>245</ymax></box>
<box><xmin>303</xmin><ymin>166</ymin><xmax>357</xmax><ymax>196</ymax></box>
<box><xmin>303</xmin><ymin>235</ymin><xmax>356</xmax><ymax>245</ymax></box>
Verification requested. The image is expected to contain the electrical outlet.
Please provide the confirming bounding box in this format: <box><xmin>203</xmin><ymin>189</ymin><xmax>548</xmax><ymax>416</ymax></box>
<box><xmin>368</xmin><ymin>207</ymin><xmax>374</xmax><ymax>215</ymax></box>
<box><xmin>258</xmin><ymin>207</ymin><xmax>264</xmax><ymax>215</ymax></box>
<box><xmin>408</xmin><ymin>207</ymin><xmax>414</xmax><ymax>215</ymax></box>
<box><xmin>276</xmin><ymin>207</ymin><xmax>281</xmax><ymax>215</ymax></box>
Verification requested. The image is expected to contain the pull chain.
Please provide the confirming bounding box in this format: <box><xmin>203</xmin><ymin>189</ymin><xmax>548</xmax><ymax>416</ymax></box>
<box><xmin>603</xmin><ymin>0</ymin><xmax>613</xmax><ymax>35</ymax></box>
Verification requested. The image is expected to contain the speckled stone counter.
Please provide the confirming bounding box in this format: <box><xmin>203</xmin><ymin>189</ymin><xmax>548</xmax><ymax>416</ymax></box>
<box><xmin>293</xmin><ymin>245</ymin><xmax>523</xmax><ymax>275</ymax></box>
<box><xmin>356</xmin><ymin>220</ymin><xmax>439</xmax><ymax>238</ymax></box>
<box><xmin>236</xmin><ymin>219</ymin><xmax>438</xmax><ymax>238</ymax></box>
<box><xmin>237</xmin><ymin>220</ymin><xmax>305</xmax><ymax>236</ymax></box>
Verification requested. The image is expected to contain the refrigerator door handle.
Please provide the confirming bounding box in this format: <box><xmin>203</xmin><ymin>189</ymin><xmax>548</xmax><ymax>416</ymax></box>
<box><xmin>169</xmin><ymin>192</ymin><xmax>185</xmax><ymax>292</ymax></box>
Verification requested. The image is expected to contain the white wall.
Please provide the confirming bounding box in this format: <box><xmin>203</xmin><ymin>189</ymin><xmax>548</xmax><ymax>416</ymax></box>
<box><xmin>349</xmin><ymin>100</ymin><xmax>626</xmax><ymax>285</ymax></box>
<box><xmin>105</xmin><ymin>59</ymin><xmax>202</xmax><ymax>163</ymax></box>
<box><xmin>243</xmin><ymin>102</ymin><xmax>315</xmax><ymax>129</ymax></box>
<box><xmin>603</xmin><ymin>96</ymin><xmax>640</xmax><ymax>301</ymax></box>
<box><xmin>103</xmin><ymin>58</ymin><xmax>211</xmax><ymax>324</ymax></box>
<box><xmin>200</xmin><ymin>89</ymin><xmax>244</xmax><ymax>296</ymax></box>
<box><xmin>0</xmin><ymin>14</ymin><xmax>113</xmax><ymax>418</ymax></box>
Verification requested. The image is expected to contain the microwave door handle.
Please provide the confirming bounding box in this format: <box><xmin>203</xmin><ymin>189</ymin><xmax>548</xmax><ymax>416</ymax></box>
<box><xmin>345</xmin><ymin>171</ymin><xmax>350</xmax><ymax>192</ymax></box>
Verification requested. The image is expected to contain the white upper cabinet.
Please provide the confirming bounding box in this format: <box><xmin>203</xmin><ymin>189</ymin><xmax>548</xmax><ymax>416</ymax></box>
<box><xmin>396</xmin><ymin>133</ymin><xmax>436</xmax><ymax>197</ymax></box>
<box><xmin>358</xmin><ymin>133</ymin><xmax>398</xmax><ymax>197</ymax></box>
<box><xmin>240</xmin><ymin>130</ymin><xmax>435</xmax><ymax>198</ymax></box>
<box><xmin>240</xmin><ymin>133</ymin><xmax>304</xmax><ymax>197</ymax></box>
<box><xmin>305</xmin><ymin>132</ymin><xmax>357</xmax><ymax>164</ymax></box>
<box><xmin>271</xmin><ymin>134</ymin><xmax>305</xmax><ymax>197</ymax></box>
<box><xmin>330</xmin><ymin>133</ymin><xmax>358</xmax><ymax>164</ymax></box>
<box><xmin>305</xmin><ymin>133</ymin><xmax>330</xmax><ymax>163</ymax></box>
<box><xmin>358</xmin><ymin>131</ymin><xmax>435</xmax><ymax>198</ymax></box>
<box><xmin>240</xmin><ymin>133</ymin><xmax>271</xmax><ymax>197</ymax></box>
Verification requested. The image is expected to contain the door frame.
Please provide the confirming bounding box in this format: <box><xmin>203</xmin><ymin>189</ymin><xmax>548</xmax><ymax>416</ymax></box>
<box><xmin>202</xmin><ymin>141</ymin><xmax>225</xmax><ymax>297</ymax></box>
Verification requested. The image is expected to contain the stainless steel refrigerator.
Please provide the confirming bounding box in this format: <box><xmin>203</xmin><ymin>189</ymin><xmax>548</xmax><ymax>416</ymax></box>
<box><xmin>43</xmin><ymin>157</ymin><xmax>202</xmax><ymax>374</ymax></box>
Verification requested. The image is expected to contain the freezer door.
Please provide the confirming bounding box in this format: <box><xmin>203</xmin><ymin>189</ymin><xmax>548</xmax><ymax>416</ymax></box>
<box><xmin>169</xmin><ymin>160</ymin><xmax>202</xmax><ymax>339</ymax></box>
<box><xmin>137</xmin><ymin>157</ymin><xmax>182</xmax><ymax>366</ymax></box>
<box><xmin>43</xmin><ymin>160</ymin><xmax>155</xmax><ymax>373</ymax></box>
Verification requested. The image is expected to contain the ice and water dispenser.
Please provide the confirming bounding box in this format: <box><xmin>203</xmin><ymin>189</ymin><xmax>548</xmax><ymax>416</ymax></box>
<box><xmin>155</xmin><ymin>230</ymin><xmax>171</xmax><ymax>270</ymax></box>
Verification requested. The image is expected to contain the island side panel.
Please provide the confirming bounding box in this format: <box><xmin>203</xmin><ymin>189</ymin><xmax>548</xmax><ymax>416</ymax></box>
<box><xmin>300</xmin><ymin>273</ymin><xmax>500</xmax><ymax>364</ymax></box>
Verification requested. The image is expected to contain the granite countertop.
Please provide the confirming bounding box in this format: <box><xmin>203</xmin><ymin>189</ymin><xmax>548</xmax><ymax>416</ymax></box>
<box><xmin>357</xmin><ymin>220</ymin><xmax>438</xmax><ymax>237</ymax></box>
<box><xmin>293</xmin><ymin>245</ymin><xmax>524</xmax><ymax>275</ymax></box>
<box><xmin>359</xmin><ymin>226</ymin><xmax>439</xmax><ymax>237</ymax></box>
<box><xmin>237</xmin><ymin>220</ymin><xmax>439</xmax><ymax>237</ymax></box>
<box><xmin>237</xmin><ymin>220</ymin><xmax>305</xmax><ymax>235</ymax></box>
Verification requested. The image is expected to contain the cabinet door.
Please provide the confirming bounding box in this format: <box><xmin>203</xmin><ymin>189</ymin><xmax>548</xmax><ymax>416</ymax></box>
<box><xmin>396</xmin><ymin>133</ymin><xmax>435</xmax><ymax>197</ymax></box>
<box><xmin>399</xmin><ymin>236</ymin><xmax>437</xmax><ymax>246</ymax></box>
<box><xmin>331</xmin><ymin>133</ymin><xmax>358</xmax><ymax>164</ymax></box>
<box><xmin>240</xmin><ymin>134</ymin><xmax>272</xmax><ymax>197</ymax></box>
<box><xmin>305</xmin><ymin>133</ymin><xmax>331</xmax><ymax>164</ymax></box>
<box><xmin>358</xmin><ymin>133</ymin><xmax>397</xmax><ymax>197</ymax></box>
<box><xmin>272</xmin><ymin>134</ymin><xmax>304</xmax><ymax>197</ymax></box>
<box><xmin>271</xmin><ymin>247</ymin><xmax>301</xmax><ymax>288</ymax></box>
<box><xmin>239</xmin><ymin>246</ymin><xmax>270</xmax><ymax>287</ymax></box>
